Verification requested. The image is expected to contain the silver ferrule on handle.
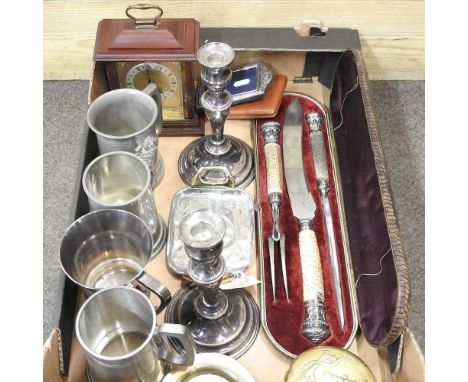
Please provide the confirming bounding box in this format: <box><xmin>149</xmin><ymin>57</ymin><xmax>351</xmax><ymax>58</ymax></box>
<box><xmin>303</xmin><ymin>296</ymin><xmax>330</xmax><ymax>344</ymax></box>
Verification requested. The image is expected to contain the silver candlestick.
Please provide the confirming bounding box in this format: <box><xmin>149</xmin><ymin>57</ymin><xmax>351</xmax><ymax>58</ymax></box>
<box><xmin>165</xmin><ymin>209</ymin><xmax>259</xmax><ymax>358</ymax></box>
<box><xmin>178</xmin><ymin>42</ymin><xmax>255</xmax><ymax>189</ymax></box>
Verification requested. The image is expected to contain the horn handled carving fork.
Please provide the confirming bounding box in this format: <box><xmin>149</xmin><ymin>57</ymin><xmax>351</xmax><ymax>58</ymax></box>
<box><xmin>261</xmin><ymin>121</ymin><xmax>289</xmax><ymax>302</ymax></box>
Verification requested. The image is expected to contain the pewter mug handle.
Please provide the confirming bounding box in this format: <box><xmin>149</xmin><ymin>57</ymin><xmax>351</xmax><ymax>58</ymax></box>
<box><xmin>155</xmin><ymin>323</ymin><xmax>195</xmax><ymax>367</ymax></box>
<box><xmin>135</xmin><ymin>271</ymin><xmax>172</xmax><ymax>314</ymax></box>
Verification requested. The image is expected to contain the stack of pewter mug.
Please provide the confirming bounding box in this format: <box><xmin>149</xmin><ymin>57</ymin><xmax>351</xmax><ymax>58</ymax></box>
<box><xmin>59</xmin><ymin>83</ymin><xmax>197</xmax><ymax>381</ymax></box>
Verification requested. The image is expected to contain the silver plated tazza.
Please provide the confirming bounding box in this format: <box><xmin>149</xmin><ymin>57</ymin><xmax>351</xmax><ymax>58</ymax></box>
<box><xmin>167</xmin><ymin>166</ymin><xmax>254</xmax><ymax>275</ymax></box>
<box><xmin>178</xmin><ymin>42</ymin><xmax>255</xmax><ymax>189</ymax></box>
<box><xmin>165</xmin><ymin>209</ymin><xmax>260</xmax><ymax>358</ymax></box>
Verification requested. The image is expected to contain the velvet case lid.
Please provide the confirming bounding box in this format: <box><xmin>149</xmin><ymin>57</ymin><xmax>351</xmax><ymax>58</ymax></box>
<box><xmin>329</xmin><ymin>50</ymin><xmax>410</xmax><ymax>348</ymax></box>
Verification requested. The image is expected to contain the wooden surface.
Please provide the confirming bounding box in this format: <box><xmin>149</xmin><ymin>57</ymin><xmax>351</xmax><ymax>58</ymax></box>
<box><xmin>44</xmin><ymin>0</ymin><xmax>424</xmax><ymax>80</ymax></box>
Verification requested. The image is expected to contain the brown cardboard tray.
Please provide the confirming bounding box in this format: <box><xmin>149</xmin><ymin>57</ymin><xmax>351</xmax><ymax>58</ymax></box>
<box><xmin>43</xmin><ymin>26</ymin><xmax>425</xmax><ymax>382</ymax></box>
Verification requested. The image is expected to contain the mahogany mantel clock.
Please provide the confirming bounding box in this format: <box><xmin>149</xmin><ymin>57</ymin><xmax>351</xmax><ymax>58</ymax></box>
<box><xmin>93</xmin><ymin>4</ymin><xmax>203</xmax><ymax>136</ymax></box>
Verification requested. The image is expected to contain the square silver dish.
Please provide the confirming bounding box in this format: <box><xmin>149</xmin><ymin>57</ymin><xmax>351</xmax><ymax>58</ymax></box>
<box><xmin>167</xmin><ymin>167</ymin><xmax>255</xmax><ymax>275</ymax></box>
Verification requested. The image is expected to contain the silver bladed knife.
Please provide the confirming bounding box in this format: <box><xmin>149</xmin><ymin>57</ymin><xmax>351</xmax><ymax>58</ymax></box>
<box><xmin>282</xmin><ymin>98</ymin><xmax>330</xmax><ymax>344</ymax></box>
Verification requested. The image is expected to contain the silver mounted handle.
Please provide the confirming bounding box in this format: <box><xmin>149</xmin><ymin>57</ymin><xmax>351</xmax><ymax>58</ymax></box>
<box><xmin>136</xmin><ymin>271</ymin><xmax>172</xmax><ymax>314</ymax></box>
<box><xmin>261</xmin><ymin>121</ymin><xmax>284</xmax><ymax>241</ymax></box>
<box><xmin>306</xmin><ymin>112</ymin><xmax>329</xmax><ymax>183</ymax></box>
<box><xmin>261</xmin><ymin>121</ymin><xmax>284</xmax><ymax>197</ymax></box>
<box><xmin>155</xmin><ymin>323</ymin><xmax>195</xmax><ymax>366</ymax></box>
<box><xmin>298</xmin><ymin>221</ymin><xmax>330</xmax><ymax>343</ymax></box>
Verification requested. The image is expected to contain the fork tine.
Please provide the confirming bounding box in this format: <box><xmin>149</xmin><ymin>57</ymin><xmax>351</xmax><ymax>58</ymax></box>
<box><xmin>268</xmin><ymin>236</ymin><xmax>276</xmax><ymax>301</ymax></box>
<box><xmin>279</xmin><ymin>234</ymin><xmax>289</xmax><ymax>302</ymax></box>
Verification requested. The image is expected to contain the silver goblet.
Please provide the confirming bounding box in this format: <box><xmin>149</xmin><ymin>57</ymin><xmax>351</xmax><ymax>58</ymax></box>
<box><xmin>178</xmin><ymin>42</ymin><xmax>255</xmax><ymax>189</ymax></box>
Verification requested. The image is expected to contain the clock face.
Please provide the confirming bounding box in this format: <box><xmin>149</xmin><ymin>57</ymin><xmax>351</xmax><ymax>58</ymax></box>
<box><xmin>117</xmin><ymin>61</ymin><xmax>186</xmax><ymax>121</ymax></box>
<box><xmin>125</xmin><ymin>62</ymin><xmax>178</xmax><ymax>99</ymax></box>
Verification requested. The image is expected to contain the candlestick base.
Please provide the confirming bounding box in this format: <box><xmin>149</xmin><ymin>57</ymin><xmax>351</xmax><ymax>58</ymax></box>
<box><xmin>165</xmin><ymin>284</ymin><xmax>259</xmax><ymax>359</ymax></box>
<box><xmin>178</xmin><ymin>134</ymin><xmax>254</xmax><ymax>189</ymax></box>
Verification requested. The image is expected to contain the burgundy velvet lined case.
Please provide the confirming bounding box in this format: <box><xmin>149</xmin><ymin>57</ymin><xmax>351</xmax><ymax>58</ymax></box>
<box><xmin>254</xmin><ymin>49</ymin><xmax>411</xmax><ymax>357</ymax></box>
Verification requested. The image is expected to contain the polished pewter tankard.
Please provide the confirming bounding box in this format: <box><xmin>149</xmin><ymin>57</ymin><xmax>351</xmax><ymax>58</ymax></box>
<box><xmin>82</xmin><ymin>151</ymin><xmax>167</xmax><ymax>256</ymax></box>
<box><xmin>59</xmin><ymin>209</ymin><xmax>170</xmax><ymax>312</ymax></box>
<box><xmin>87</xmin><ymin>84</ymin><xmax>164</xmax><ymax>188</ymax></box>
<box><xmin>76</xmin><ymin>286</ymin><xmax>195</xmax><ymax>382</ymax></box>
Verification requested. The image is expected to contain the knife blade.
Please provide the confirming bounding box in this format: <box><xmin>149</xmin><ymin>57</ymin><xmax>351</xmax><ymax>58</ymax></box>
<box><xmin>306</xmin><ymin>111</ymin><xmax>345</xmax><ymax>331</ymax></box>
<box><xmin>282</xmin><ymin>98</ymin><xmax>330</xmax><ymax>344</ymax></box>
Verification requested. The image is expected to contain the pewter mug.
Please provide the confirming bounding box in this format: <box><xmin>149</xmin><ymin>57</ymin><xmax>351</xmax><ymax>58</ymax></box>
<box><xmin>59</xmin><ymin>209</ymin><xmax>170</xmax><ymax>312</ymax></box>
<box><xmin>87</xmin><ymin>85</ymin><xmax>164</xmax><ymax>188</ymax></box>
<box><xmin>82</xmin><ymin>151</ymin><xmax>167</xmax><ymax>256</ymax></box>
<box><xmin>76</xmin><ymin>286</ymin><xmax>195</xmax><ymax>382</ymax></box>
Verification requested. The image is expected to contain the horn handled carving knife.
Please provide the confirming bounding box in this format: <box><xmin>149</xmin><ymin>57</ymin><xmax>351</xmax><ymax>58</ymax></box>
<box><xmin>282</xmin><ymin>98</ymin><xmax>330</xmax><ymax>344</ymax></box>
<box><xmin>306</xmin><ymin>111</ymin><xmax>345</xmax><ymax>331</ymax></box>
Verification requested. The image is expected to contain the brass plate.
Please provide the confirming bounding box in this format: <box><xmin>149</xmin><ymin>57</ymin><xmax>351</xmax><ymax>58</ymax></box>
<box><xmin>285</xmin><ymin>346</ymin><xmax>377</xmax><ymax>382</ymax></box>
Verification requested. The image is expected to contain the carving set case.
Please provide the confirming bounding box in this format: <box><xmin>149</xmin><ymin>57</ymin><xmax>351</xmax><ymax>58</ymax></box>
<box><xmin>43</xmin><ymin>23</ymin><xmax>424</xmax><ymax>382</ymax></box>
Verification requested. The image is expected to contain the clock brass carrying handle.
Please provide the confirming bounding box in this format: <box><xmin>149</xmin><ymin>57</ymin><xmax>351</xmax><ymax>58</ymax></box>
<box><xmin>126</xmin><ymin>3</ymin><xmax>163</xmax><ymax>29</ymax></box>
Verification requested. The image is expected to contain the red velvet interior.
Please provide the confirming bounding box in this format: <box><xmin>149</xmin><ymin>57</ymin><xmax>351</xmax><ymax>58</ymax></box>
<box><xmin>256</xmin><ymin>94</ymin><xmax>354</xmax><ymax>355</ymax></box>
<box><xmin>330</xmin><ymin>51</ymin><xmax>398</xmax><ymax>346</ymax></box>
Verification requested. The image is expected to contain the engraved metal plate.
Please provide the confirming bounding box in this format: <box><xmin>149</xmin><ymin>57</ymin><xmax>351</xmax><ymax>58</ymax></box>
<box><xmin>227</xmin><ymin>62</ymin><xmax>273</xmax><ymax>104</ymax></box>
<box><xmin>167</xmin><ymin>186</ymin><xmax>254</xmax><ymax>275</ymax></box>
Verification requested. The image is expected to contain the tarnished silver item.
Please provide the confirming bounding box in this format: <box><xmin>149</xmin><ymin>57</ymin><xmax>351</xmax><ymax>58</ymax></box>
<box><xmin>283</xmin><ymin>98</ymin><xmax>330</xmax><ymax>344</ymax></box>
<box><xmin>260</xmin><ymin>121</ymin><xmax>288</xmax><ymax>302</ymax></box>
<box><xmin>167</xmin><ymin>166</ymin><xmax>254</xmax><ymax>275</ymax></box>
<box><xmin>165</xmin><ymin>209</ymin><xmax>260</xmax><ymax>358</ymax></box>
<box><xmin>59</xmin><ymin>209</ymin><xmax>170</xmax><ymax>312</ymax></box>
<box><xmin>307</xmin><ymin>111</ymin><xmax>345</xmax><ymax>331</ymax></box>
<box><xmin>87</xmin><ymin>84</ymin><xmax>164</xmax><ymax>188</ymax></box>
<box><xmin>82</xmin><ymin>151</ymin><xmax>167</xmax><ymax>257</ymax></box>
<box><xmin>178</xmin><ymin>42</ymin><xmax>254</xmax><ymax>188</ymax></box>
<box><xmin>76</xmin><ymin>286</ymin><xmax>195</xmax><ymax>382</ymax></box>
